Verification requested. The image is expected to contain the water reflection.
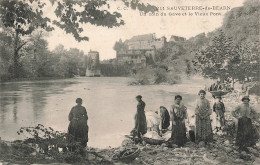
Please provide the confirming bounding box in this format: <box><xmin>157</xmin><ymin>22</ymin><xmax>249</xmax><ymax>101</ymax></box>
<box><xmin>0</xmin><ymin>80</ymin><xmax>78</xmax><ymax>141</ymax></box>
<box><xmin>12</xmin><ymin>95</ymin><xmax>18</xmax><ymax>123</ymax></box>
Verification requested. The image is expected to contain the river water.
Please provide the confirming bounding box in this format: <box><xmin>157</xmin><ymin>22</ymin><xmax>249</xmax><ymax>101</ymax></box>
<box><xmin>0</xmin><ymin>77</ymin><xmax>213</xmax><ymax>148</ymax></box>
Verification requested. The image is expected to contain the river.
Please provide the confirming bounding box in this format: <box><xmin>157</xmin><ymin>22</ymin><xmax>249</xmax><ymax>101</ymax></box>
<box><xmin>0</xmin><ymin>77</ymin><xmax>213</xmax><ymax>148</ymax></box>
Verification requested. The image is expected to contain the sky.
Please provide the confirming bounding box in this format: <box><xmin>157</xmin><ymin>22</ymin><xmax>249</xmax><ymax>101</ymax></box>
<box><xmin>44</xmin><ymin>0</ymin><xmax>245</xmax><ymax>60</ymax></box>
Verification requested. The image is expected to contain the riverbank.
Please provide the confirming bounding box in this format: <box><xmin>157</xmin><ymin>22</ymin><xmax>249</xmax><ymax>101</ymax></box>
<box><xmin>1</xmin><ymin>134</ymin><xmax>260</xmax><ymax>165</ymax></box>
<box><xmin>0</xmin><ymin>76</ymin><xmax>76</xmax><ymax>83</ymax></box>
<box><xmin>0</xmin><ymin>91</ymin><xmax>259</xmax><ymax>165</ymax></box>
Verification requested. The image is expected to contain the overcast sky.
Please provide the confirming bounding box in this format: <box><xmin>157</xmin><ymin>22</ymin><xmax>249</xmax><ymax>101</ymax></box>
<box><xmin>44</xmin><ymin>0</ymin><xmax>245</xmax><ymax>60</ymax></box>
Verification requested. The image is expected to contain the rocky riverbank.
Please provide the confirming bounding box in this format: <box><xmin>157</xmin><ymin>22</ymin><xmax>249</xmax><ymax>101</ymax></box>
<box><xmin>1</xmin><ymin>134</ymin><xmax>260</xmax><ymax>165</ymax></box>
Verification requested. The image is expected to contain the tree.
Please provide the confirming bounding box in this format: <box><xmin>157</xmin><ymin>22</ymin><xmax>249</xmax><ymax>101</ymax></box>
<box><xmin>0</xmin><ymin>0</ymin><xmax>157</xmax><ymax>78</ymax></box>
<box><xmin>193</xmin><ymin>30</ymin><xmax>237</xmax><ymax>86</ymax></box>
<box><xmin>113</xmin><ymin>39</ymin><xmax>127</xmax><ymax>51</ymax></box>
<box><xmin>0</xmin><ymin>25</ymin><xmax>13</xmax><ymax>81</ymax></box>
<box><xmin>193</xmin><ymin>30</ymin><xmax>260</xmax><ymax>89</ymax></box>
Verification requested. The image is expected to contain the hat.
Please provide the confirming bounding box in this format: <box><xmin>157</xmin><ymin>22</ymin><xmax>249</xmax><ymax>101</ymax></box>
<box><xmin>242</xmin><ymin>96</ymin><xmax>250</xmax><ymax>102</ymax></box>
<box><xmin>136</xmin><ymin>95</ymin><xmax>142</xmax><ymax>99</ymax></box>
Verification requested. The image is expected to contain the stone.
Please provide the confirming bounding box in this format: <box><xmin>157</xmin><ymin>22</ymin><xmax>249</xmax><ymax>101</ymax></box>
<box><xmin>241</xmin><ymin>151</ymin><xmax>247</xmax><ymax>156</ymax></box>
<box><xmin>161</xmin><ymin>143</ymin><xmax>167</xmax><ymax>147</ymax></box>
<box><xmin>215</xmin><ymin>157</ymin><xmax>227</xmax><ymax>164</ymax></box>
<box><xmin>233</xmin><ymin>150</ymin><xmax>239</xmax><ymax>154</ymax></box>
<box><xmin>224</xmin><ymin>140</ymin><xmax>230</xmax><ymax>146</ymax></box>
<box><xmin>146</xmin><ymin>158</ymin><xmax>154</xmax><ymax>164</ymax></box>
<box><xmin>198</xmin><ymin>141</ymin><xmax>205</xmax><ymax>148</ymax></box>
<box><xmin>163</xmin><ymin>147</ymin><xmax>169</xmax><ymax>151</ymax></box>
<box><xmin>225</xmin><ymin>147</ymin><xmax>233</xmax><ymax>153</ymax></box>
<box><xmin>233</xmin><ymin>146</ymin><xmax>239</xmax><ymax>150</ymax></box>
<box><xmin>146</xmin><ymin>144</ymin><xmax>151</xmax><ymax>147</ymax></box>
<box><xmin>235</xmin><ymin>158</ymin><xmax>244</xmax><ymax>163</ymax></box>
<box><xmin>142</xmin><ymin>140</ymin><xmax>146</xmax><ymax>146</ymax></box>
<box><xmin>30</xmin><ymin>152</ymin><xmax>37</xmax><ymax>156</ymax></box>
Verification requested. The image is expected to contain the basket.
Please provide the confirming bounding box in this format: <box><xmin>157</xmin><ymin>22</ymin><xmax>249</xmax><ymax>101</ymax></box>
<box><xmin>119</xmin><ymin>147</ymin><xmax>141</xmax><ymax>163</ymax></box>
<box><xmin>142</xmin><ymin>137</ymin><xmax>165</xmax><ymax>145</ymax></box>
<box><xmin>210</xmin><ymin>91</ymin><xmax>229</xmax><ymax>97</ymax></box>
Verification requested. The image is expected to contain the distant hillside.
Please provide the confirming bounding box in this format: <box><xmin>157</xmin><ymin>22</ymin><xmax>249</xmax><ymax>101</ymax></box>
<box><xmin>222</xmin><ymin>0</ymin><xmax>260</xmax><ymax>45</ymax></box>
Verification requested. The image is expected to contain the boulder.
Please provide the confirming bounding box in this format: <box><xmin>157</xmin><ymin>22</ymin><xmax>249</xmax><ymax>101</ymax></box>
<box><xmin>215</xmin><ymin>156</ymin><xmax>227</xmax><ymax>164</ymax></box>
<box><xmin>233</xmin><ymin>150</ymin><xmax>239</xmax><ymax>154</ymax></box>
<box><xmin>224</xmin><ymin>147</ymin><xmax>233</xmax><ymax>153</ymax></box>
<box><xmin>224</xmin><ymin>140</ymin><xmax>230</xmax><ymax>146</ymax></box>
<box><xmin>163</xmin><ymin>147</ymin><xmax>169</xmax><ymax>151</ymax></box>
<box><xmin>198</xmin><ymin>141</ymin><xmax>205</xmax><ymax>148</ymax></box>
<box><xmin>161</xmin><ymin>143</ymin><xmax>167</xmax><ymax>147</ymax></box>
<box><xmin>235</xmin><ymin>158</ymin><xmax>244</xmax><ymax>163</ymax></box>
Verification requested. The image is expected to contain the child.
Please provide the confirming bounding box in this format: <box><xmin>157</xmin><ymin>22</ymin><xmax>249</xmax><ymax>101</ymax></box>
<box><xmin>213</xmin><ymin>96</ymin><xmax>225</xmax><ymax>131</ymax></box>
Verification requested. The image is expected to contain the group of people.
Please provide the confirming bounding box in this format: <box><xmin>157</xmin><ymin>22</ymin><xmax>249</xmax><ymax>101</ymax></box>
<box><xmin>66</xmin><ymin>89</ymin><xmax>259</xmax><ymax>151</ymax></box>
<box><xmin>133</xmin><ymin>90</ymin><xmax>259</xmax><ymax>150</ymax></box>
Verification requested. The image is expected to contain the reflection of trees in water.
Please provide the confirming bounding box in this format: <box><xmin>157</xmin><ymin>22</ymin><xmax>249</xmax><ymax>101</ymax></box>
<box><xmin>30</xmin><ymin>81</ymin><xmax>76</xmax><ymax>120</ymax></box>
<box><xmin>0</xmin><ymin>93</ymin><xmax>21</xmax><ymax>123</ymax></box>
<box><xmin>0</xmin><ymin>97</ymin><xmax>8</xmax><ymax>124</ymax></box>
<box><xmin>13</xmin><ymin>95</ymin><xmax>18</xmax><ymax>122</ymax></box>
<box><xmin>0</xmin><ymin>83</ymin><xmax>21</xmax><ymax>124</ymax></box>
<box><xmin>31</xmin><ymin>84</ymin><xmax>48</xmax><ymax>120</ymax></box>
<box><xmin>0</xmin><ymin>80</ymin><xmax>77</xmax><ymax>123</ymax></box>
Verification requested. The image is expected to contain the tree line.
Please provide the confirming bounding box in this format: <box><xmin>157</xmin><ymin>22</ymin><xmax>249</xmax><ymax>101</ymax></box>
<box><xmin>0</xmin><ymin>0</ymin><xmax>157</xmax><ymax>81</ymax></box>
<box><xmin>0</xmin><ymin>29</ymin><xmax>86</xmax><ymax>81</ymax></box>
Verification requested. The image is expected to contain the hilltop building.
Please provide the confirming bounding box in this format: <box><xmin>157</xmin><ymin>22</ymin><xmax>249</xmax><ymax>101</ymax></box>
<box><xmin>116</xmin><ymin>33</ymin><xmax>166</xmax><ymax>65</ymax></box>
<box><xmin>116</xmin><ymin>33</ymin><xmax>185</xmax><ymax>65</ymax></box>
<box><xmin>85</xmin><ymin>50</ymin><xmax>101</xmax><ymax>77</ymax></box>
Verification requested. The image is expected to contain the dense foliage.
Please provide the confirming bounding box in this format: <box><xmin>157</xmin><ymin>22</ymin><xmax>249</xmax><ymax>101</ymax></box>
<box><xmin>100</xmin><ymin>63</ymin><xmax>132</xmax><ymax>77</ymax></box>
<box><xmin>0</xmin><ymin>0</ymin><xmax>157</xmax><ymax>81</ymax></box>
<box><xmin>0</xmin><ymin>30</ymin><xmax>86</xmax><ymax>81</ymax></box>
<box><xmin>193</xmin><ymin>0</ymin><xmax>260</xmax><ymax>89</ymax></box>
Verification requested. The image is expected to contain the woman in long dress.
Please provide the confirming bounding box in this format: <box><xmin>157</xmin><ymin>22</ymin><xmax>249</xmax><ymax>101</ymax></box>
<box><xmin>232</xmin><ymin>96</ymin><xmax>259</xmax><ymax>150</ymax></box>
<box><xmin>134</xmin><ymin>95</ymin><xmax>147</xmax><ymax>138</ymax></box>
<box><xmin>195</xmin><ymin>90</ymin><xmax>213</xmax><ymax>143</ymax></box>
<box><xmin>170</xmin><ymin>95</ymin><xmax>188</xmax><ymax>147</ymax></box>
<box><xmin>68</xmin><ymin>98</ymin><xmax>88</xmax><ymax>149</ymax></box>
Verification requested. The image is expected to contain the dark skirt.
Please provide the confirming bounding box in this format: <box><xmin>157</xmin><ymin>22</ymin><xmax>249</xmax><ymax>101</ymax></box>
<box><xmin>161</xmin><ymin>111</ymin><xmax>170</xmax><ymax>130</ymax></box>
<box><xmin>195</xmin><ymin>116</ymin><xmax>213</xmax><ymax>143</ymax></box>
<box><xmin>134</xmin><ymin>112</ymin><xmax>147</xmax><ymax>137</ymax></box>
<box><xmin>171</xmin><ymin>120</ymin><xmax>187</xmax><ymax>147</ymax></box>
<box><xmin>68</xmin><ymin>119</ymin><xmax>88</xmax><ymax>147</ymax></box>
<box><xmin>236</xmin><ymin>117</ymin><xmax>259</xmax><ymax>149</ymax></box>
